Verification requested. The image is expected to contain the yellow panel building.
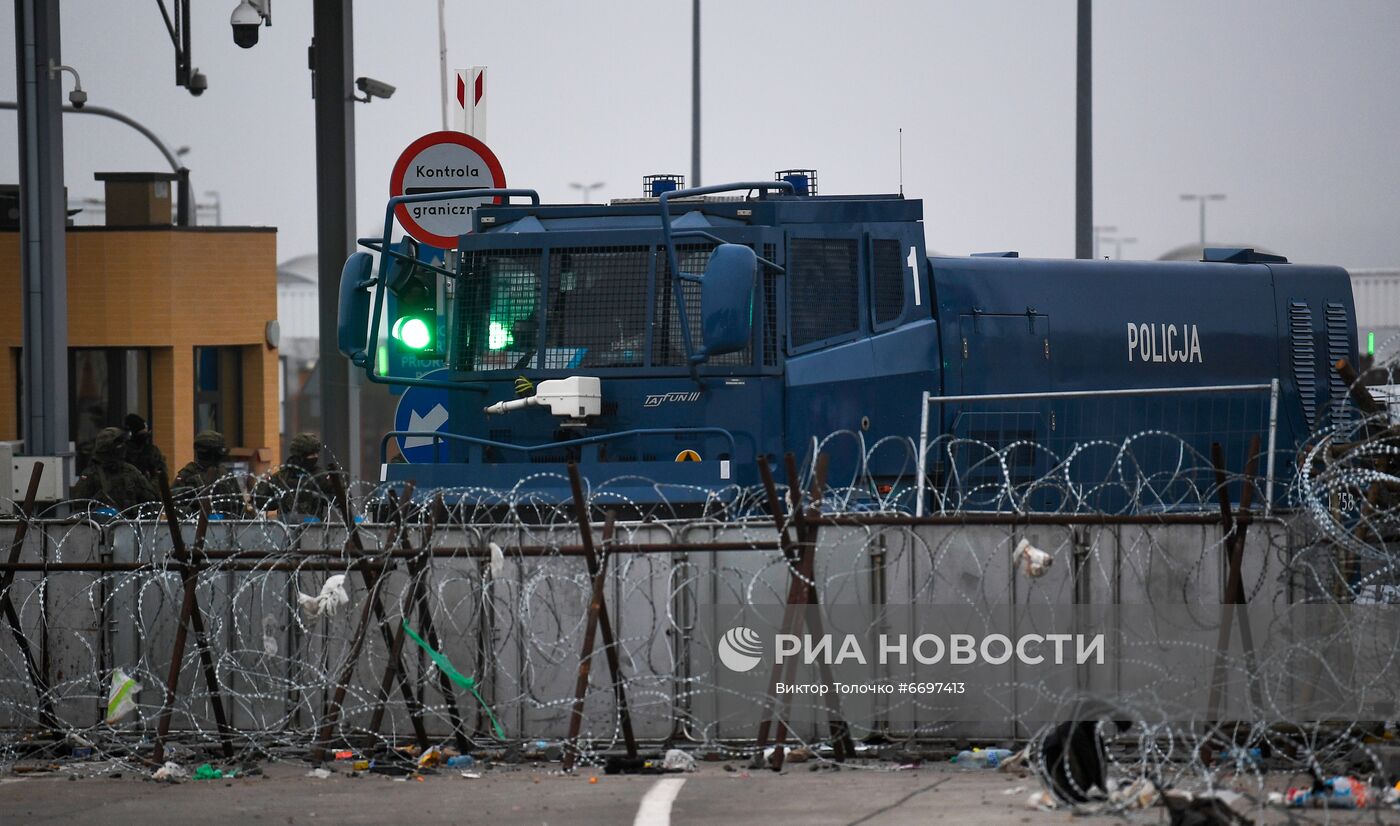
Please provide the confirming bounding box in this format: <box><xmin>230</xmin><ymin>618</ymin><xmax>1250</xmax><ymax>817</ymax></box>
<box><xmin>0</xmin><ymin>221</ymin><xmax>281</xmax><ymax>478</ymax></box>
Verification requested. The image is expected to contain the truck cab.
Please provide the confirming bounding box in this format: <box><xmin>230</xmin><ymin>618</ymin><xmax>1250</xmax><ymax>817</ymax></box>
<box><xmin>339</xmin><ymin>175</ymin><xmax>937</xmax><ymax>506</ymax></box>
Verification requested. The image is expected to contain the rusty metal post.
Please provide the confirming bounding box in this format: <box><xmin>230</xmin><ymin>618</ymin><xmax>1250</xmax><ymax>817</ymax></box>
<box><xmin>791</xmin><ymin>456</ymin><xmax>854</xmax><ymax>760</ymax></box>
<box><xmin>375</xmin><ymin>489</ymin><xmax>470</xmax><ymax>754</ymax></box>
<box><xmin>328</xmin><ymin>471</ymin><xmax>435</xmax><ymax>748</ymax></box>
<box><xmin>1206</xmin><ymin>437</ymin><xmax>1262</xmax><ymax>726</ymax></box>
<box><xmin>154</xmin><ymin>476</ymin><xmax>235</xmax><ymax>762</ymax></box>
<box><xmin>311</xmin><ymin>561</ymin><xmax>384</xmax><ymax>763</ymax></box>
<box><xmin>753</xmin><ymin>456</ymin><xmax>804</xmax><ymax>767</ymax></box>
<box><xmin>0</xmin><ymin>463</ymin><xmax>58</xmax><ymax>730</ymax></box>
<box><xmin>561</xmin><ymin>509</ymin><xmax>614</xmax><ymax>772</ymax></box>
<box><xmin>1335</xmin><ymin>358</ymin><xmax>1382</xmax><ymax>416</ymax></box>
<box><xmin>767</xmin><ymin>457</ymin><xmax>814</xmax><ymax>768</ymax></box>
<box><xmin>365</xmin><ymin>487</ymin><xmax>430</xmax><ymax>749</ymax></box>
<box><xmin>566</xmin><ymin>465</ymin><xmax>637</xmax><ymax>757</ymax></box>
<box><xmin>563</xmin><ymin>462</ymin><xmax>637</xmax><ymax>769</ymax></box>
<box><xmin>753</xmin><ymin>454</ymin><xmax>852</xmax><ymax>769</ymax></box>
<box><xmin>373</xmin><ymin>487</ymin><xmax>468</xmax><ymax>754</ymax></box>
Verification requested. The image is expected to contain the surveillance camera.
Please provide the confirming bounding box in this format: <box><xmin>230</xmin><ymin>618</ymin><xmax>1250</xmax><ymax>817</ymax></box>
<box><xmin>355</xmin><ymin>76</ymin><xmax>396</xmax><ymax>100</ymax></box>
<box><xmin>188</xmin><ymin>70</ymin><xmax>207</xmax><ymax>96</ymax></box>
<box><xmin>68</xmin><ymin>88</ymin><xmax>87</xmax><ymax>109</ymax></box>
<box><xmin>231</xmin><ymin>0</ymin><xmax>262</xmax><ymax>48</ymax></box>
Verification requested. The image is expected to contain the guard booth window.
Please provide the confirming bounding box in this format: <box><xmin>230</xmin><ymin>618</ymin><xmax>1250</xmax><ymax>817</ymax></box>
<box><xmin>789</xmin><ymin>238</ymin><xmax>859</xmax><ymax>348</ymax></box>
<box><xmin>69</xmin><ymin>348</ymin><xmax>153</xmax><ymax>471</ymax></box>
<box><xmin>194</xmin><ymin>346</ymin><xmax>243</xmax><ymax>445</ymax></box>
<box><xmin>871</xmin><ymin>239</ymin><xmax>906</xmax><ymax>325</ymax></box>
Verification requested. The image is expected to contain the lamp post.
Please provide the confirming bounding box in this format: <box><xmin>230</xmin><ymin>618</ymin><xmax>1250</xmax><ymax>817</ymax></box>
<box><xmin>569</xmin><ymin>181</ymin><xmax>605</xmax><ymax>204</ymax></box>
<box><xmin>692</xmin><ymin>0</ymin><xmax>701</xmax><ymax>188</ymax></box>
<box><xmin>2</xmin><ymin>101</ymin><xmax>194</xmax><ymax>225</ymax></box>
<box><xmin>1100</xmin><ymin>236</ymin><xmax>1137</xmax><ymax>260</ymax></box>
<box><xmin>1091</xmin><ymin>224</ymin><xmax>1116</xmax><ymax>259</ymax></box>
<box><xmin>202</xmin><ymin>190</ymin><xmax>222</xmax><ymax>225</ymax></box>
<box><xmin>1180</xmin><ymin>193</ymin><xmax>1226</xmax><ymax>245</ymax></box>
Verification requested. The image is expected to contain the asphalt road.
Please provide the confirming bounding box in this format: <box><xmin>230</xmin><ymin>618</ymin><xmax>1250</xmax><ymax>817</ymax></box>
<box><xmin>0</xmin><ymin>760</ymin><xmax>1390</xmax><ymax>825</ymax></box>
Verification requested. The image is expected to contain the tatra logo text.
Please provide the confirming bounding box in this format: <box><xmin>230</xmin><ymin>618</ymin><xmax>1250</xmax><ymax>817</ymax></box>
<box><xmin>643</xmin><ymin>391</ymin><xmax>701</xmax><ymax>407</ymax></box>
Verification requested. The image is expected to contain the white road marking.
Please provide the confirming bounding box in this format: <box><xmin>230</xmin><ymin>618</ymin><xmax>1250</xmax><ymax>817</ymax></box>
<box><xmin>633</xmin><ymin>777</ymin><xmax>686</xmax><ymax>826</ymax></box>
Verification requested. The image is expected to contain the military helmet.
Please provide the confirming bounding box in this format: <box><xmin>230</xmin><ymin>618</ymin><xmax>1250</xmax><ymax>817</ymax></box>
<box><xmin>194</xmin><ymin>430</ymin><xmax>227</xmax><ymax>456</ymax></box>
<box><xmin>288</xmin><ymin>432</ymin><xmax>321</xmax><ymax>457</ymax></box>
<box><xmin>92</xmin><ymin>426</ymin><xmax>129</xmax><ymax>458</ymax></box>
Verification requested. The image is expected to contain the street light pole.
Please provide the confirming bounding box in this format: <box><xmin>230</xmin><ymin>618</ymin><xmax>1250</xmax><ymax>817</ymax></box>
<box><xmin>1100</xmin><ymin>236</ymin><xmax>1137</xmax><ymax>260</ymax></box>
<box><xmin>13</xmin><ymin>0</ymin><xmax>69</xmax><ymax>460</ymax></box>
<box><xmin>437</xmin><ymin>0</ymin><xmax>448</xmax><ymax>131</ymax></box>
<box><xmin>691</xmin><ymin>0</ymin><xmax>700</xmax><ymax>188</ymax></box>
<box><xmin>1091</xmin><ymin>224</ymin><xmax>1116</xmax><ymax>260</ymax></box>
<box><xmin>203</xmin><ymin>190</ymin><xmax>222</xmax><ymax>225</ymax></box>
<box><xmin>569</xmin><ymin>181</ymin><xmax>605</xmax><ymax>204</ymax></box>
<box><xmin>312</xmin><ymin>0</ymin><xmax>360</xmax><ymax>476</ymax></box>
<box><xmin>1180</xmin><ymin>193</ymin><xmax>1226</xmax><ymax>245</ymax></box>
<box><xmin>0</xmin><ymin>101</ymin><xmax>195</xmax><ymax>225</ymax></box>
<box><xmin>1074</xmin><ymin>0</ymin><xmax>1092</xmax><ymax>259</ymax></box>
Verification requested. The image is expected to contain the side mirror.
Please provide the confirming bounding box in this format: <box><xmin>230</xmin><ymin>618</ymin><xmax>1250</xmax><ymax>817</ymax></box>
<box><xmin>385</xmin><ymin>237</ymin><xmax>421</xmax><ymax>294</ymax></box>
<box><xmin>337</xmin><ymin>251</ymin><xmax>374</xmax><ymax>365</ymax></box>
<box><xmin>696</xmin><ymin>243</ymin><xmax>757</xmax><ymax>361</ymax></box>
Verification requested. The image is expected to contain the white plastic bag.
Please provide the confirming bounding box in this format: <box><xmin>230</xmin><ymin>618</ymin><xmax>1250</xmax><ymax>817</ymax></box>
<box><xmin>662</xmin><ymin>748</ymin><xmax>696</xmax><ymax>772</ymax></box>
<box><xmin>106</xmin><ymin>668</ymin><xmax>141</xmax><ymax>724</ymax></box>
<box><xmin>153</xmin><ymin>761</ymin><xmax>186</xmax><ymax>781</ymax></box>
<box><xmin>488</xmin><ymin>542</ymin><xmax>506</xmax><ymax>579</ymax></box>
<box><xmin>1013</xmin><ymin>538</ymin><xmax>1053</xmax><ymax>578</ymax></box>
<box><xmin>261</xmin><ymin>615</ymin><xmax>280</xmax><ymax>656</ymax></box>
<box><xmin>298</xmin><ymin>574</ymin><xmax>350</xmax><ymax>618</ymax></box>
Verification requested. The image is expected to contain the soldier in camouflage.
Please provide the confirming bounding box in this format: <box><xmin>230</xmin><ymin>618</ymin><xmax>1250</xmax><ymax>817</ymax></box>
<box><xmin>172</xmin><ymin>430</ymin><xmax>247</xmax><ymax>517</ymax></box>
<box><xmin>71</xmin><ymin>427</ymin><xmax>160</xmax><ymax>511</ymax></box>
<box><xmin>256</xmin><ymin>432</ymin><xmax>335</xmax><ymax>520</ymax></box>
<box><xmin>123</xmin><ymin>413</ymin><xmax>168</xmax><ymax>484</ymax></box>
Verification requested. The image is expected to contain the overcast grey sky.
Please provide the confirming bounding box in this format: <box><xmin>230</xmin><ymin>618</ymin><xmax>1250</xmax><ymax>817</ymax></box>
<box><xmin>3</xmin><ymin>1</ymin><xmax>1399</xmax><ymax>268</ymax></box>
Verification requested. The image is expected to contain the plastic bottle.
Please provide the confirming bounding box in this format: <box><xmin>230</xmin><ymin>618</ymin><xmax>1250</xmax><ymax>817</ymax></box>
<box><xmin>446</xmin><ymin>754</ymin><xmax>475</xmax><ymax>768</ymax></box>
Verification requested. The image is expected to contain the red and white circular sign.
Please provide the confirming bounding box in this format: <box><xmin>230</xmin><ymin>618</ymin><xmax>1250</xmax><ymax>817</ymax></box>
<box><xmin>389</xmin><ymin>131</ymin><xmax>507</xmax><ymax>248</ymax></box>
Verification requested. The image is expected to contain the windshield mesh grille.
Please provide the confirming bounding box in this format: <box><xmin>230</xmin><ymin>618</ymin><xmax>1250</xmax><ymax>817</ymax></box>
<box><xmin>545</xmin><ymin>247</ymin><xmax>649</xmax><ymax>368</ymax></box>
<box><xmin>451</xmin><ymin>249</ymin><xmax>541</xmax><ymax>372</ymax></box>
<box><xmin>450</xmin><ymin>243</ymin><xmax>763</xmax><ymax>371</ymax></box>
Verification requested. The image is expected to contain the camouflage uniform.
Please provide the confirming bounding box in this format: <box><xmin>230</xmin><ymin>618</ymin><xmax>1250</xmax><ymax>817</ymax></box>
<box><xmin>124</xmin><ymin>414</ymin><xmax>168</xmax><ymax>483</ymax></box>
<box><xmin>255</xmin><ymin>432</ymin><xmax>336</xmax><ymax>520</ymax></box>
<box><xmin>71</xmin><ymin>427</ymin><xmax>160</xmax><ymax>511</ymax></box>
<box><xmin>172</xmin><ymin>430</ymin><xmax>247</xmax><ymax>517</ymax></box>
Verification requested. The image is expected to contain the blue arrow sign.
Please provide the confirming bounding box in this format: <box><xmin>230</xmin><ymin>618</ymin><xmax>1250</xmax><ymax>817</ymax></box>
<box><xmin>394</xmin><ymin>368</ymin><xmax>453</xmax><ymax>463</ymax></box>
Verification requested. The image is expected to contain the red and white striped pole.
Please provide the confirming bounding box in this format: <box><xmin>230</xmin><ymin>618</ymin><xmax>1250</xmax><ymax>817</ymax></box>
<box><xmin>452</xmin><ymin>66</ymin><xmax>487</xmax><ymax>137</ymax></box>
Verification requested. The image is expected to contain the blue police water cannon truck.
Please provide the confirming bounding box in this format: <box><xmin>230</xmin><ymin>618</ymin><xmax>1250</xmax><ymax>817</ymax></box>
<box><xmin>338</xmin><ymin>173</ymin><xmax>1357</xmax><ymax>510</ymax></box>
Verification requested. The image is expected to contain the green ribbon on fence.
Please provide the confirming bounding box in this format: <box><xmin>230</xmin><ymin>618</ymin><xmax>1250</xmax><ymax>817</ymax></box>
<box><xmin>402</xmin><ymin>620</ymin><xmax>505</xmax><ymax>740</ymax></box>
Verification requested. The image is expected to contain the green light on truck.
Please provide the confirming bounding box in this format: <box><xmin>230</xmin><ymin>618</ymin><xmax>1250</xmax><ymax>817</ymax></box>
<box><xmin>488</xmin><ymin>320</ymin><xmax>512</xmax><ymax>350</ymax></box>
<box><xmin>1368</xmin><ymin>331</ymin><xmax>1376</xmax><ymax>356</ymax></box>
<box><xmin>391</xmin><ymin>316</ymin><xmax>433</xmax><ymax>351</ymax></box>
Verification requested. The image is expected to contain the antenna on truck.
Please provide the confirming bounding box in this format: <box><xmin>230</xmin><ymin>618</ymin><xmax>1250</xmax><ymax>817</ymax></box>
<box><xmin>898</xmin><ymin>127</ymin><xmax>904</xmax><ymax>197</ymax></box>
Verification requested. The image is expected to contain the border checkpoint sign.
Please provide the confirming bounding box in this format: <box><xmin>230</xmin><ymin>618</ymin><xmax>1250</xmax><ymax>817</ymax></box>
<box><xmin>390</xmin><ymin>131</ymin><xmax>506</xmax><ymax>248</ymax></box>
